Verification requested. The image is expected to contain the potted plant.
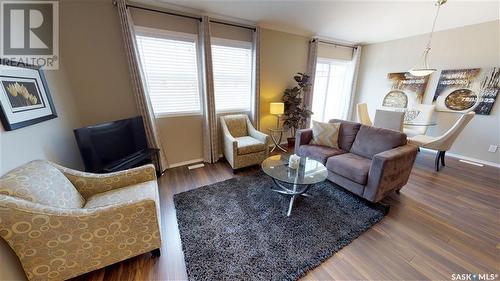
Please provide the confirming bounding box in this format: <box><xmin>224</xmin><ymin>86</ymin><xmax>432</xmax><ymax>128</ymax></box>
<box><xmin>282</xmin><ymin>72</ymin><xmax>313</xmax><ymax>148</ymax></box>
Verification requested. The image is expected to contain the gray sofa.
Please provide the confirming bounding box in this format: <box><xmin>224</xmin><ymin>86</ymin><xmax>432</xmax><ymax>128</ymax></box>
<box><xmin>295</xmin><ymin>119</ymin><xmax>418</xmax><ymax>203</ymax></box>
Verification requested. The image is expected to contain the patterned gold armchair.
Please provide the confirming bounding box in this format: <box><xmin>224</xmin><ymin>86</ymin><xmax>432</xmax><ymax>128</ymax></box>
<box><xmin>220</xmin><ymin>114</ymin><xmax>270</xmax><ymax>170</ymax></box>
<box><xmin>0</xmin><ymin>160</ymin><xmax>162</xmax><ymax>281</ymax></box>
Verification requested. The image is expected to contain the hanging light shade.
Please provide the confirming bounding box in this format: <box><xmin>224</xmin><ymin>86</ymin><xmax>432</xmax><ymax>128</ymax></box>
<box><xmin>409</xmin><ymin>0</ymin><xmax>447</xmax><ymax>77</ymax></box>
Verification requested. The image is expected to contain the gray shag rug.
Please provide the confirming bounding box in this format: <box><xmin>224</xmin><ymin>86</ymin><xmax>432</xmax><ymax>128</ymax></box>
<box><xmin>174</xmin><ymin>171</ymin><xmax>388</xmax><ymax>281</ymax></box>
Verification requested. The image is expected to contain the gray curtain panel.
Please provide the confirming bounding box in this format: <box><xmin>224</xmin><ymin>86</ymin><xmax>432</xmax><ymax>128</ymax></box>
<box><xmin>199</xmin><ymin>16</ymin><xmax>219</xmax><ymax>163</ymax></box>
<box><xmin>304</xmin><ymin>39</ymin><xmax>318</xmax><ymax>128</ymax></box>
<box><xmin>116</xmin><ymin>0</ymin><xmax>168</xmax><ymax>171</ymax></box>
<box><xmin>346</xmin><ymin>46</ymin><xmax>362</xmax><ymax>121</ymax></box>
<box><xmin>250</xmin><ymin>27</ymin><xmax>261</xmax><ymax>130</ymax></box>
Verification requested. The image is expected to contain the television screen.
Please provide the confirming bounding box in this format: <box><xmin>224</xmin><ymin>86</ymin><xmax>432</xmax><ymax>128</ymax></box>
<box><xmin>74</xmin><ymin>116</ymin><xmax>148</xmax><ymax>172</ymax></box>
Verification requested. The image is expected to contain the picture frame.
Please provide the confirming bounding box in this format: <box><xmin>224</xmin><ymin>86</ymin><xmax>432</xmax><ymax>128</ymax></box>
<box><xmin>432</xmin><ymin>67</ymin><xmax>499</xmax><ymax>115</ymax></box>
<box><xmin>382</xmin><ymin>72</ymin><xmax>429</xmax><ymax>109</ymax></box>
<box><xmin>0</xmin><ymin>60</ymin><xmax>57</xmax><ymax>130</ymax></box>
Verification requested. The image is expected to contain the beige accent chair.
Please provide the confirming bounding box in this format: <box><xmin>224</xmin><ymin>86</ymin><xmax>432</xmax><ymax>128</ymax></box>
<box><xmin>374</xmin><ymin>109</ymin><xmax>404</xmax><ymax>131</ymax></box>
<box><xmin>409</xmin><ymin>112</ymin><xmax>475</xmax><ymax>171</ymax></box>
<box><xmin>403</xmin><ymin>104</ymin><xmax>436</xmax><ymax>137</ymax></box>
<box><xmin>0</xmin><ymin>160</ymin><xmax>162</xmax><ymax>281</ymax></box>
<box><xmin>220</xmin><ymin>114</ymin><xmax>270</xmax><ymax>171</ymax></box>
<box><xmin>357</xmin><ymin>103</ymin><xmax>373</xmax><ymax>126</ymax></box>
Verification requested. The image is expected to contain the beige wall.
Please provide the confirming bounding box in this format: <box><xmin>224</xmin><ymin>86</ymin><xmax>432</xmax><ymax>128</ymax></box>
<box><xmin>260</xmin><ymin>28</ymin><xmax>309</xmax><ymax>138</ymax></box>
<box><xmin>60</xmin><ymin>0</ymin><xmax>138</xmax><ymax>126</ymax></box>
<box><xmin>157</xmin><ymin>116</ymin><xmax>204</xmax><ymax>165</ymax></box>
<box><xmin>355</xmin><ymin>20</ymin><xmax>500</xmax><ymax>164</ymax></box>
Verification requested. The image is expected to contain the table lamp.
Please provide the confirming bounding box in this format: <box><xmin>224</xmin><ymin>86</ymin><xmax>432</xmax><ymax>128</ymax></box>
<box><xmin>270</xmin><ymin>102</ymin><xmax>284</xmax><ymax>129</ymax></box>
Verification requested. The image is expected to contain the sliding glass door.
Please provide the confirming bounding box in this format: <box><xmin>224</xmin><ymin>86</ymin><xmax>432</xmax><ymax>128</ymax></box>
<box><xmin>311</xmin><ymin>58</ymin><xmax>354</xmax><ymax>122</ymax></box>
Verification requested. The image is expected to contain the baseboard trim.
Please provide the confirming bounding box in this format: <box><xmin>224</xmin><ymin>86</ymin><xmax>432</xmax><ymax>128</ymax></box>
<box><xmin>168</xmin><ymin>158</ymin><xmax>204</xmax><ymax>169</ymax></box>
<box><xmin>420</xmin><ymin>148</ymin><xmax>500</xmax><ymax>168</ymax></box>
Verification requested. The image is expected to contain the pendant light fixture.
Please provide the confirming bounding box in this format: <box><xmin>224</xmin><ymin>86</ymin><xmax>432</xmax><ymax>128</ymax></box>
<box><xmin>409</xmin><ymin>0</ymin><xmax>447</xmax><ymax>76</ymax></box>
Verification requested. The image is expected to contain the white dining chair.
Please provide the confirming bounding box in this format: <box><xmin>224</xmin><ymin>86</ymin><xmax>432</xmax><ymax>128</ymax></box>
<box><xmin>408</xmin><ymin>112</ymin><xmax>475</xmax><ymax>171</ymax></box>
<box><xmin>403</xmin><ymin>104</ymin><xmax>436</xmax><ymax>137</ymax></box>
<box><xmin>357</xmin><ymin>103</ymin><xmax>372</xmax><ymax>126</ymax></box>
<box><xmin>373</xmin><ymin>109</ymin><xmax>404</xmax><ymax>131</ymax></box>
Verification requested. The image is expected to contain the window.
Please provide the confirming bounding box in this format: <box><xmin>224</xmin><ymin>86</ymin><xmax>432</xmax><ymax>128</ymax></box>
<box><xmin>136</xmin><ymin>28</ymin><xmax>201</xmax><ymax>117</ymax></box>
<box><xmin>211</xmin><ymin>38</ymin><xmax>253</xmax><ymax>112</ymax></box>
<box><xmin>311</xmin><ymin>59</ymin><xmax>354</xmax><ymax>122</ymax></box>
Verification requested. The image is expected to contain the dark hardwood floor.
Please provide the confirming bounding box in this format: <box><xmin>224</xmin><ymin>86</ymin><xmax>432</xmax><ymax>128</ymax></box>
<box><xmin>74</xmin><ymin>151</ymin><xmax>500</xmax><ymax>281</ymax></box>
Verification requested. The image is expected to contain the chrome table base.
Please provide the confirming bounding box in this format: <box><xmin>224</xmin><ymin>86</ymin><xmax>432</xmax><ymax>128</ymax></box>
<box><xmin>269</xmin><ymin>130</ymin><xmax>287</xmax><ymax>152</ymax></box>
<box><xmin>271</xmin><ymin>178</ymin><xmax>313</xmax><ymax>216</ymax></box>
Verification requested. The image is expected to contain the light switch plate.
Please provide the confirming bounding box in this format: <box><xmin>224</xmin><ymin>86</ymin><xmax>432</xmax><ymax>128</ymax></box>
<box><xmin>488</xmin><ymin>145</ymin><xmax>498</xmax><ymax>153</ymax></box>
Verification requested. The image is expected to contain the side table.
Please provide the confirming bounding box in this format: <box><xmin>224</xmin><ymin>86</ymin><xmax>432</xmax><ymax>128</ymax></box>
<box><xmin>269</xmin><ymin>128</ymin><xmax>288</xmax><ymax>152</ymax></box>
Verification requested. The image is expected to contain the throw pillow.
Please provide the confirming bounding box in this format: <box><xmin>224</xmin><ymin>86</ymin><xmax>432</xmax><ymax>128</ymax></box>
<box><xmin>310</xmin><ymin>121</ymin><xmax>340</xmax><ymax>148</ymax></box>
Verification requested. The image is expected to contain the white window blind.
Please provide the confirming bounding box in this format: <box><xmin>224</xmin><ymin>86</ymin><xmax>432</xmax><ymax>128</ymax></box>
<box><xmin>211</xmin><ymin>39</ymin><xmax>253</xmax><ymax>112</ymax></box>
<box><xmin>136</xmin><ymin>29</ymin><xmax>201</xmax><ymax>117</ymax></box>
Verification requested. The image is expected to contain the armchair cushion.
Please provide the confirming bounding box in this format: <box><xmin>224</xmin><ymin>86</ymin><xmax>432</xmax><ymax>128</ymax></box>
<box><xmin>236</xmin><ymin>136</ymin><xmax>267</xmax><ymax>155</ymax></box>
<box><xmin>223</xmin><ymin>115</ymin><xmax>248</xmax><ymax>137</ymax></box>
<box><xmin>84</xmin><ymin>181</ymin><xmax>157</xmax><ymax>208</ymax></box>
<box><xmin>326</xmin><ymin>153</ymin><xmax>371</xmax><ymax>185</ymax></box>
<box><xmin>296</xmin><ymin>145</ymin><xmax>346</xmax><ymax>164</ymax></box>
<box><xmin>0</xmin><ymin>160</ymin><xmax>84</xmax><ymax>209</ymax></box>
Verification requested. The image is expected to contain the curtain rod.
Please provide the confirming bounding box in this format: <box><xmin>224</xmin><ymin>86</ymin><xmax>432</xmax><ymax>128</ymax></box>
<box><xmin>120</xmin><ymin>4</ymin><xmax>256</xmax><ymax>31</ymax></box>
<box><xmin>210</xmin><ymin>20</ymin><xmax>256</xmax><ymax>31</ymax></box>
<box><xmin>312</xmin><ymin>38</ymin><xmax>357</xmax><ymax>49</ymax></box>
<box><xmin>125</xmin><ymin>4</ymin><xmax>202</xmax><ymax>22</ymax></box>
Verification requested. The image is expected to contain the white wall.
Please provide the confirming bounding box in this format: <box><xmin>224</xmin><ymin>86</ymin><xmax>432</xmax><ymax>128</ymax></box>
<box><xmin>355</xmin><ymin>20</ymin><xmax>500</xmax><ymax>165</ymax></box>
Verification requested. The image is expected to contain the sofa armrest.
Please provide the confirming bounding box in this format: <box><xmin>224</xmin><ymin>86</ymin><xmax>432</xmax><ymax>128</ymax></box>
<box><xmin>364</xmin><ymin>144</ymin><xmax>418</xmax><ymax>202</ymax></box>
<box><xmin>294</xmin><ymin>128</ymin><xmax>313</xmax><ymax>153</ymax></box>
<box><xmin>0</xmin><ymin>195</ymin><xmax>161</xmax><ymax>281</ymax></box>
<box><xmin>53</xmin><ymin>163</ymin><xmax>157</xmax><ymax>199</ymax></box>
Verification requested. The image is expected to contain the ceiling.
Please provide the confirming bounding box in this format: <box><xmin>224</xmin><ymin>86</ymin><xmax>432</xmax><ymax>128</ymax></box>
<box><xmin>134</xmin><ymin>0</ymin><xmax>500</xmax><ymax>44</ymax></box>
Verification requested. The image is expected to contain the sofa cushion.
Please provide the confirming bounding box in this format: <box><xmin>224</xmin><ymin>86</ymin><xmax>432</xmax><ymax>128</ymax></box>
<box><xmin>223</xmin><ymin>115</ymin><xmax>248</xmax><ymax>137</ymax></box>
<box><xmin>236</xmin><ymin>136</ymin><xmax>266</xmax><ymax>155</ymax></box>
<box><xmin>310</xmin><ymin>121</ymin><xmax>340</xmax><ymax>148</ymax></box>
<box><xmin>327</xmin><ymin>153</ymin><xmax>371</xmax><ymax>185</ymax></box>
<box><xmin>84</xmin><ymin>181</ymin><xmax>156</xmax><ymax>208</ymax></box>
<box><xmin>350</xmin><ymin>125</ymin><xmax>407</xmax><ymax>159</ymax></box>
<box><xmin>0</xmin><ymin>160</ymin><xmax>85</xmax><ymax>208</ymax></box>
<box><xmin>296</xmin><ymin>145</ymin><xmax>346</xmax><ymax>164</ymax></box>
<box><xmin>329</xmin><ymin>119</ymin><xmax>362</xmax><ymax>151</ymax></box>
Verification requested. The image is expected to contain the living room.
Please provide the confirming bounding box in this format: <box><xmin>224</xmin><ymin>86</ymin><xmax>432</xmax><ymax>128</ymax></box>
<box><xmin>0</xmin><ymin>0</ymin><xmax>498</xmax><ymax>280</ymax></box>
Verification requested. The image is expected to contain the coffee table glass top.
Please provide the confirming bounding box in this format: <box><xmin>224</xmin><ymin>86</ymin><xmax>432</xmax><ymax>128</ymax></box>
<box><xmin>261</xmin><ymin>155</ymin><xmax>328</xmax><ymax>185</ymax></box>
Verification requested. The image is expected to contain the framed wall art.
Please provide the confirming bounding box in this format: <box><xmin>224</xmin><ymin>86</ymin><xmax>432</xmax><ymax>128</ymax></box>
<box><xmin>0</xmin><ymin>60</ymin><xmax>57</xmax><ymax>130</ymax></box>
<box><xmin>432</xmin><ymin>68</ymin><xmax>499</xmax><ymax>115</ymax></box>
<box><xmin>382</xmin><ymin>72</ymin><xmax>429</xmax><ymax>108</ymax></box>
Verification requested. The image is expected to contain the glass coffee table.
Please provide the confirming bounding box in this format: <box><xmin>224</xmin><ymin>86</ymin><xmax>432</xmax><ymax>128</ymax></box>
<box><xmin>261</xmin><ymin>155</ymin><xmax>328</xmax><ymax>216</ymax></box>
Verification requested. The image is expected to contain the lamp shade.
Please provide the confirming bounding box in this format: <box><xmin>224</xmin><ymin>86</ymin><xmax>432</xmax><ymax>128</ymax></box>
<box><xmin>270</xmin><ymin>102</ymin><xmax>284</xmax><ymax>115</ymax></box>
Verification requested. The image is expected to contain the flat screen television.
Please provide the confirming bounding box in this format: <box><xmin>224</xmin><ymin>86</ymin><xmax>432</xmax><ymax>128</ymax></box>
<box><xmin>74</xmin><ymin>116</ymin><xmax>149</xmax><ymax>173</ymax></box>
